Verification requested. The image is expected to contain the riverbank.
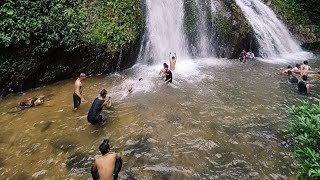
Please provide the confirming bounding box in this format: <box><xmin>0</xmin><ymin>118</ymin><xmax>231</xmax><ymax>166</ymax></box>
<box><xmin>1</xmin><ymin>56</ymin><xmax>320</xmax><ymax>178</ymax></box>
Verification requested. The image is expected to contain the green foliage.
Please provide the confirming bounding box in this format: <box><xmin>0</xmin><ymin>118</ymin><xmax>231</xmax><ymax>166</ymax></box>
<box><xmin>0</xmin><ymin>0</ymin><xmax>88</xmax><ymax>52</ymax></box>
<box><xmin>288</xmin><ymin>101</ymin><xmax>320</xmax><ymax>179</ymax></box>
<box><xmin>271</xmin><ymin>0</ymin><xmax>320</xmax><ymax>35</ymax></box>
<box><xmin>89</xmin><ymin>0</ymin><xmax>143</xmax><ymax>51</ymax></box>
<box><xmin>214</xmin><ymin>14</ymin><xmax>232</xmax><ymax>39</ymax></box>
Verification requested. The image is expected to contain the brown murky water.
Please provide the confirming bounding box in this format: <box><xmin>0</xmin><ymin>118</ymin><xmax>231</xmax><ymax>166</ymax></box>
<box><xmin>0</xmin><ymin>58</ymin><xmax>319</xmax><ymax>179</ymax></box>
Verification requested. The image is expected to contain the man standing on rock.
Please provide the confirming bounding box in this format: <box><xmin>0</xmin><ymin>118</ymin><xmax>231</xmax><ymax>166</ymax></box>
<box><xmin>73</xmin><ymin>73</ymin><xmax>86</xmax><ymax>110</ymax></box>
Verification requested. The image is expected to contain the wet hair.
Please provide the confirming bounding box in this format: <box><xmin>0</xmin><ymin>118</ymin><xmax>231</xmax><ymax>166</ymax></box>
<box><xmin>288</xmin><ymin>70</ymin><xmax>292</xmax><ymax>75</ymax></box>
<box><xmin>296</xmin><ymin>64</ymin><xmax>300</xmax><ymax>68</ymax></box>
<box><xmin>99</xmin><ymin>139</ymin><xmax>110</xmax><ymax>155</ymax></box>
<box><xmin>163</xmin><ymin>63</ymin><xmax>168</xmax><ymax>68</ymax></box>
<box><xmin>302</xmin><ymin>75</ymin><xmax>308</xmax><ymax>81</ymax></box>
<box><xmin>304</xmin><ymin>61</ymin><xmax>308</xmax><ymax>65</ymax></box>
<box><xmin>172</xmin><ymin>56</ymin><xmax>175</xmax><ymax>60</ymax></box>
<box><xmin>100</xmin><ymin>89</ymin><xmax>107</xmax><ymax>98</ymax></box>
<box><xmin>287</xmin><ymin>65</ymin><xmax>292</xmax><ymax>69</ymax></box>
<box><xmin>139</xmin><ymin>78</ymin><xmax>143</xmax><ymax>81</ymax></box>
<box><xmin>80</xmin><ymin>73</ymin><xmax>86</xmax><ymax>78</ymax></box>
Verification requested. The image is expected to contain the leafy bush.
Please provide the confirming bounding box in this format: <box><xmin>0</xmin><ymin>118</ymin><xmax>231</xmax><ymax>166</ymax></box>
<box><xmin>288</xmin><ymin>102</ymin><xmax>320</xmax><ymax>179</ymax></box>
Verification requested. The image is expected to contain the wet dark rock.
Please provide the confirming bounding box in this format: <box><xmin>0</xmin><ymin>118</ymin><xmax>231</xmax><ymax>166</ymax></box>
<box><xmin>50</xmin><ymin>139</ymin><xmax>77</xmax><ymax>153</ymax></box>
<box><xmin>66</xmin><ymin>152</ymin><xmax>93</xmax><ymax>172</ymax></box>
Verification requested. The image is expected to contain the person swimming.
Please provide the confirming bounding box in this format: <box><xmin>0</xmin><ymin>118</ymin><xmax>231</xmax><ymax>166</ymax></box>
<box><xmin>300</xmin><ymin>61</ymin><xmax>311</xmax><ymax>72</ymax></box>
<box><xmin>298</xmin><ymin>75</ymin><xmax>311</xmax><ymax>95</ymax></box>
<box><xmin>91</xmin><ymin>139</ymin><xmax>122</xmax><ymax>180</ymax></box>
<box><xmin>280</xmin><ymin>65</ymin><xmax>292</xmax><ymax>75</ymax></box>
<box><xmin>288</xmin><ymin>70</ymin><xmax>298</xmax><ymax>84</ymax></box>
<box><xmin>87</xmin><ymin>89</ymin><xmax>112</xmax><ymax>124</ymax></box>
<box><xmin>291</xmin><ymin>64</ymin><xmax>301</xmax><ymax>74</ymax></box>
<box><xmin>126</xmin><ymin>78</ymin><xmax>143</xmax><ymax>93</ymax></box>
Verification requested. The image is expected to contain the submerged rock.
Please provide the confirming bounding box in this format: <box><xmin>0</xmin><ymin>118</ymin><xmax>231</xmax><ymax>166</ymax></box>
<box><xmin>66</xmin><ymin>152</ymin><xmax>93</xmax><ymax>173</ymax></box>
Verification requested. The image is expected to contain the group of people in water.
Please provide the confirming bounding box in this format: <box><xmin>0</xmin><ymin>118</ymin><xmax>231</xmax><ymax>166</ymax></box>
<box><xmin>70</xmin><ymin>52</ymin><xmax>178</xmax><ymax>179</ymax></box>
<box><xmin>280</xmin><ymin>60</ymin><xmax>313</xmax><ymax>95</ymax></box>
<box><xmin>239</xmin><ymin>50</ymin><xmax>255</xmax><ymax>63</ymax></box>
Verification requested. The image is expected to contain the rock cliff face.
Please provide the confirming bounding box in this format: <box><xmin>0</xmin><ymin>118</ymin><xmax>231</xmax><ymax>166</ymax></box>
<box><xmin>183</xmin><ymin>0</ymin><xmax>258</xmax><ymax>59</ymax></box>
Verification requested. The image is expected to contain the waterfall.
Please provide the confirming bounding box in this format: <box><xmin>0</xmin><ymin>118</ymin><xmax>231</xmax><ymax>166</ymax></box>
<box><xmin>235</xmin><ymin>0</ymin><xmax>302</xmax><ymax>58</ymax></box>
<box><xmin>194</xmin><ymin>0</ymin><xmax>211</xmax><ymax>57</ymax></box>
<box><xmin>138</xmin><ymin>0</ymin><xmax>188</xmax><ymax>64</ymax></box>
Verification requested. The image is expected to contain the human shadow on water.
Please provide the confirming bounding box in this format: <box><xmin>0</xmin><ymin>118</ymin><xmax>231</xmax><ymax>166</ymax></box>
<box><xmin>50</xmin><ymin>138</ymin><xmax>78</xmax><ymax>153</ymax></box>
<box><xmin>34</xmin><ymin>121</ymin><xmax>54</xmax><ymax>132</ymax></box>
<box><xmin>66</xmin><ymin>152</ymin><xmax>94</xmax><ymax>174</ymax></box>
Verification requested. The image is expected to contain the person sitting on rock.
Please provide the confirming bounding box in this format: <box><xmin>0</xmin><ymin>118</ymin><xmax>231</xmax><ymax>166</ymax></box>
<box><xmin>91</xmin><ymin>139</ymin><xmax>122</xmax><ymax>180</ymax></box>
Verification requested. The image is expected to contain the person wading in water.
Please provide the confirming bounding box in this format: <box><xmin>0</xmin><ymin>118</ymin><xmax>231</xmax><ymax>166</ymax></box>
<box><xmin>73</xmin><ymin>73</ymin><xmax>86</xmax><ymax>110</ymax></box>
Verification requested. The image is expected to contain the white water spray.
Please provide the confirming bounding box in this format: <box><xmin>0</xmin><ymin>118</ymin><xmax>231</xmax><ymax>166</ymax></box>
<box><xmin>235</xmin><ymin>0</ymin><xmax>302</xmax><ymax>57</ymax></box>
<box><xmin>139</xmin><ymin>0</ymin><xmax>188</xmax><ymax>64</ymax></box>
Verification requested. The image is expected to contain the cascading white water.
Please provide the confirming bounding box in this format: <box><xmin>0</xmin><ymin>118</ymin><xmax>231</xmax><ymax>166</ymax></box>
<box><xmin>194</xmin><ymin>0</ymin><xmax>210</xmax><ymax>57</ymax></box>
<box><xmin>235</xmin><ymin>0</ymin><xmax>302</xmax><ymax>57</ymax></box>
<box><xmin>138</xmin><ymin>0</ymin><xmax>188</xmax><ymax>64</ymax></box>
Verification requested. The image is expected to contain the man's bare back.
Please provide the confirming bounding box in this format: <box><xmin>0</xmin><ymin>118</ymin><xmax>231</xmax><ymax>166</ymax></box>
<box><xmin>95</xmin><ymin>153</ymin><xmax>121</xmax><ymax>180</ymax></box>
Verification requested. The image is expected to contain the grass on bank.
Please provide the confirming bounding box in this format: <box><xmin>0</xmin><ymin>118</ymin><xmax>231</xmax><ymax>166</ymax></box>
<box><xmin>288</xmin><ymin>101</ymin><xmax>320</xmax><ymax>179</ymax></box>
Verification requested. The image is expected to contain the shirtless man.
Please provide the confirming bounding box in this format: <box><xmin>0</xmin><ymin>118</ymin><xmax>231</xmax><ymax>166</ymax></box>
<box><xmin>91</xmin><ymin>139</ymin><xmax>122</xmax><ymax>180</ymax></box>
<box><xmin>73</xmin><ymin>73</ymin><xmax>86</xmax><ymax>110</ymax></box>
<box><xmin>300</xmin><ymin>61</ymin><xmax>311</xmax><ymax>72</ymax></box>
<box><xmin>169</xmin><ymin>52</ymin><xmax>177</xmax><ymax>70</ymax></box>
<box><xmin>159</xmin><ymin>63</ymin><xmax>169</xmax><ymax>77</ymax></box>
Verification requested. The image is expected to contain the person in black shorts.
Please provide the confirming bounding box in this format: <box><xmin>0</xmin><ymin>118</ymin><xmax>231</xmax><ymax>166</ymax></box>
<box><xmin>87</xmin><ymin>89</ymin><xmax>112</xmax><ymax>124</ymax></box>
<box><xmin>298</xmin><ymin>75</ymin><xmax>311</xmax><ymax>95</ymax></box>
<box><xmin>73</xmin><ymin>73</ymin><xmax>86</xmax><ymax>110</ymax></box>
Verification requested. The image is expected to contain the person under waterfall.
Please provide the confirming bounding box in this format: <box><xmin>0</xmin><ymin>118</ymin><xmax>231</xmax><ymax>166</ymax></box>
<box><xmin>169</xmin><ymin>52</ymin><xmax>177</xmax><ymax>70</ymax></box>
<box><xmin>159</xmin><ymin>63</ymin><xmax>169</xmax><ymax>78</ymax></box>
<box><xmin>73</xmin><ymin>73</ymin><xmax>86</xmax><ymax>110</ymax></box>
<box><xmin>239</xmin><ymin>50</ymin><xmax>247</xmax><ymax>63</ymax></box>
<box><xmin>87</xmin><ymin>89</ymin><xmax>112</xmax><ymax>124</ymax></box>
<box><xmin>164</xmin><ymin>65</ymin><xmax>173</xmax><ymax>84</ymax></box>
<box><xmin>91</xmin><ymin>139</ymin><xmax>122</xmax><ymax>180</ymax></box>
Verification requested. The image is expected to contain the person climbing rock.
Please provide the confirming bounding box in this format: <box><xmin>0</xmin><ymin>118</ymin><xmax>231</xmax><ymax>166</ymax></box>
<box><xmin>91</xmin><ymin>139</ymin><xmax>122</xmax><ymax>180</ymax></box>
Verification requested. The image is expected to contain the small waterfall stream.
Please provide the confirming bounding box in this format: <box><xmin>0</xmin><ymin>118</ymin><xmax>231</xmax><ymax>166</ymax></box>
<box><xmin>235</xmin><ymin>0</ymin><xmax>302</xmax><ymax>57</ymax></box>
<box><xmin>139</xmin><ymin>0</ymin><xmax>188</xmax><ymax>64</ymax></box>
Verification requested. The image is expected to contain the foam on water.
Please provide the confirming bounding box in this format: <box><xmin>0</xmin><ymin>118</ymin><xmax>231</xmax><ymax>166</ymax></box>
<box><xmin>108</xmin><ymin>58</ymin><xmax>231</xmax><ymax>99</ymax></box>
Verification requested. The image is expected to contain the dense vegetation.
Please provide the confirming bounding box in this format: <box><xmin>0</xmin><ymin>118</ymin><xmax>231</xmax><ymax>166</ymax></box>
<box><xmin>288</xmin><ymin>102</ymin><xmax>320</xmax><ymax>179</ymax></box>
<box><xmin>270</xmin><ymin>0</ymin><xmax>320</xmax><ymax>33</ymax></box>
<box><xmin>0</xmin><ymin>0</ymin><xmax>143</xmax><ymax>95</ymax></box>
